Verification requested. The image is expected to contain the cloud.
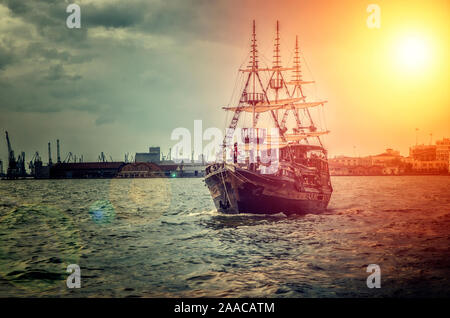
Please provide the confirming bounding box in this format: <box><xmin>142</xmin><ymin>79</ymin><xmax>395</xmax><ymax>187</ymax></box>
<box><xmin>44</xmin><ymin>63</ymin><xmax>82</xmax><ymax>81</ymax></box>
<box><xmin>83</xmin><ymin>2</ymin><xmax>145</xmax><ymax>28</ymax></box>
<box><xmin>0</xmin><ymin>0</ymin><xmax>249</xmax><ymax>163</ymax></box>
<box><xmin>0</xmin><ymin>44</ymin><xmax>14</xmax><ymax>69</ymax></box>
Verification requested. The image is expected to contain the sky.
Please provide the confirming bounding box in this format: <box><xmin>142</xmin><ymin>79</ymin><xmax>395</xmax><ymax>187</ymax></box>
<box><xmin>0</xmin><ymin>0</ymin><xmax>449</xmax><ymax>165</ymax></box>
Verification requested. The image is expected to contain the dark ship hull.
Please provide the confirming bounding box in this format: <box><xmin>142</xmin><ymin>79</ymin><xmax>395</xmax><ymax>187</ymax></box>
<box><xmin>205</xmin><ymin>163</ymin><xmax>332</xmax><ymax>215</ymax></box>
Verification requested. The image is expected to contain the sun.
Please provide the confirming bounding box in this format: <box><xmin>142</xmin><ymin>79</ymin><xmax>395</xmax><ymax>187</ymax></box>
<box><xmin>395</xmin><ymin>35</ymin><xmax>431</xmax><ymax>72</ymax></box>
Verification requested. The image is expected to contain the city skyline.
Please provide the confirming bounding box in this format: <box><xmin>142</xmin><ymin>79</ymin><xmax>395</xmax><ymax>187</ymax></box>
<box><xmin>0</xmin><ymin>0</ymin><xmax>449</xmax><ymax>163</ymax></box>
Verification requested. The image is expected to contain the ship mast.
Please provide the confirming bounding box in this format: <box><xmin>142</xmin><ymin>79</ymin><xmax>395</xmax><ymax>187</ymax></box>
<box><xmin>266</xmin><ymin>23</ymin><xmax>303</xmax><ymax>133</ymax></box>
<box><xmin>223</xmin><ymin>20</ymin><xmax>286</xmax><ymax>148</ymax></box>
<box><xmin>250</xmin><ymin>20</ymin><xmax>258</xmax><ymax>128</ymax></box>
<box><xmin>255</xmin><ymin>21</ymin><xmax>291</xmax><ymax>127</ymax></box>
<box><xmin>286</xmin><ymin>36</ymin><xmax>325</xmax><ymax>147</ymax></box>
<box><xmin>273</xmin><ymin>21</ymin><xmax>281</xmax><ymax>111</ymax></box>
<box><xmin>293</xmin><ymin>36</ymin><xmax>302</xmax><ymax>94</ymax></box>
<box><xmin>222</xmin><ymin>21</ymin><xmax>328</xmax><ymax>160</ymax></box>
<box><xmin>279</xmin><ymin>35</ymin><xmax>306</xmax><ymax>135</ymax></box>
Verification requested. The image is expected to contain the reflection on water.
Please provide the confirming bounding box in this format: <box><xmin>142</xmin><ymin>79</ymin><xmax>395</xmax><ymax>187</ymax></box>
<box><xmin>89</xmin><ymin>200</ymin><xmax>115</xmax><ymax>224</ymax></box>
<box><xmin>0</xmin><ymin>176</ymin><xmax>449</xmax><ymax>297</ymax></box>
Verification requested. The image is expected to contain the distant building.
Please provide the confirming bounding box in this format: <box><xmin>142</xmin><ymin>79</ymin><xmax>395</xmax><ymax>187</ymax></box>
<box><xmin>329</xmin><ymin>155</ymin><xmax>373</xmax><ymax>167</ymax></box>
<box><xmin>329</xmin><ymin>155</ymin><xmax>370</xmax><ymax>175</ymax></box>
<box><xmin>178</xmin><ymin>162</ymin><xmax>207</xmax><ymax>177</ymax></box>
<box><xmin>382</xmin><ymin>166</ymin><xmax>400</xmax><ymax>175</ymax></box>
<box><xmin>50</xmin><ymin>162</ymin><xmax>125</xmax><ymax>178</ymax></box>
<box><xmin>33</xmin><ymin>164</ymin><xmax>50</xmax><ymax>179</ymax></box>
<box><xmin>407</xmin><ymin>139</ymin><xmax>450</xmax><ymax>173</ymax></box>
<box><xmin>329</xmin><ymin>165</ymin><xmax>350</xmax><ymax>176</ymax></box>
<box><xmin>370</xmin><ymin>148</ymin><xmax>402</xmax><ymax>167</ymax></box>
<box><xmin>117</xmin><ymin>162</ymin><xmax>166</xmax><ymax>178</ymax></box>
<box><xmin>328</xmin><ymin>162</ymin><xmax>386</xmax><ymax>176</ymax></box>
<box><xmin>135</xmin><ymin>147</ymin><xmax>161</xmax><ymax>163</ymax></box>
<box><xmin>411</xmin><ymin>160</ymin><xmax>448</xmax><ymax>173</ymax></box>
<box><xmin>436</xmin><ymin>138</ymin><xmax>450</xmax><ymax>161</ymax></box>
<box><xmin>135</xmin><ymin>146</ymin><xmax>208</xmax><ymax>176</ymax></box>
<box><xmin>329</xmin><ymin>148</ymin><xmax>403</xmax><ymax>175</ymax></box>
<box><xmin>367</xmin><ymin>165</ymin><xmax>384</xmax><ymax>175</ymax></box>
<box><xmin>409</xmin><ymin>144</ymin><xmax>436</xmax><ymax>161</ymax></box>
<box><xmin>117</xmin><ymin>161</ymin><xmax>206</xmax><ymax>178</ymax></box>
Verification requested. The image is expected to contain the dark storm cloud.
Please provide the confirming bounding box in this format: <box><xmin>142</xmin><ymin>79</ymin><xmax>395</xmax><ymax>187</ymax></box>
<box><xmin>83</xmin><ymin>2</ymin><xmax>145</xmax><ymax>28</ymax></box>
<box><xmin>0</xmin><ymin>0</ymin><xmax>245</xmax><ymax>164</ymax></box>
<box><xmin>0</xmin><ymin>44</ymin><xmax>14</xmax><ymax>70</ymax></box>
<box><xmin>0</xmin><ymin>0</ymin><xmax>232</xmax><ymax>116</ymax></box>
<box><xmin>0</xmin><ymin>0</ymin><xmax>88</xmax><ymax>46</ymax></box>
<box><xmin>2</xmin><ymin>0</ymin><xmax>29</xmax><ymax>15</ymax></box>
<box><xmin>25</xmin><ymin>42</ymin><xmax>95</xmax><ymax>64</ymax></box>
<box><xmin>44</xmin><ymin>64</ymin><xmax>82</xmax><ymax>81</ymax></box>
<box><xmin>82</xmin><ymin>0</ymin><xmax>208</xmax><ymax>32</ymax></box>
<box><xmin>26</xmin><ymin>43</ymin><xmax>71</xmax><ymax>62</ymax></box>
<box><xmin>1</xmin><ymin>0</ymin><xmax>217</xmax><ymax>41</ymax></box>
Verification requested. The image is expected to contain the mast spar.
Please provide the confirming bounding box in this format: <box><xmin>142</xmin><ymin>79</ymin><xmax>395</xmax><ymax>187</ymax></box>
<box><xmin>222</xmin><ymin>20</ymin><xmax>328</xmax><ymax>159</ymax></box>
<box><xmin>273</xmin><ymin>21</ymin><xmax>281</xmax><ymax>105</ymax></box>
<box><xmin>223</xmin><ymin>20</ymin><xmax>268</xmax><ymax>147</ymax></box>
<box><xmin>251</xmin><ymin>20</ymin><xmax>257</xmax><ymax>128</ymax></box>
<box><xmin>278</xmin><ymin>35</ymin><xmax>305</xmax><ymax>133</ymax></box>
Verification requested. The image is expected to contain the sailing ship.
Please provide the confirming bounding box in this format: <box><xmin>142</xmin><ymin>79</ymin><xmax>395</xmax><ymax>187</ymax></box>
<box><xmin>205</xmin><ymin>21</ymin><xmax>333</xmax><ymax>215</ymax></box>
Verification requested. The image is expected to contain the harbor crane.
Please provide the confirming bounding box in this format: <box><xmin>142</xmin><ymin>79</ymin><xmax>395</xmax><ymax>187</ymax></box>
<box><xmin>48</xmin><ymin>142</ymin><xmax>52</xmax><ymax>165</ymax></box>
<box><xmin>17</xmin><ymin>152</ymin><xmax>26</xmax><ymax>177</ymax></box>
<box><xmin>5</xmin><ymin>131</ymin><xmax>19</xmax><ymax>179</ymax></box>
<box><xmin>98</xmin><ymin>152</ymin><xmax>106</xmax><ymax>162</ymax></box>
<box><xmin>57</xmin><ymin>139</ymin><xmax>61</xmax><ymax>163</ymax></box>
<box><xmin>98</xmin><ymin>152</ymin><xmax>113</xmax><ymax>162</ymax></box>
<box><xmin>29</xmin><ymin>152</ymin><xmax>43</xmax><ymax>176</ymax></box>
<box><xmin>63</xmin><ymin>152</ymin><xmax>74</xmax><ymax>163</ymax></box>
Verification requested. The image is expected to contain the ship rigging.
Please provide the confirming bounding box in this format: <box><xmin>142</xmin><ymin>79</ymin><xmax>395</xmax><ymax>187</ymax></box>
<box><xmin>205</xmin><ymin>20</ymin><xmax>333</xmax><ymax>215</ymax></box>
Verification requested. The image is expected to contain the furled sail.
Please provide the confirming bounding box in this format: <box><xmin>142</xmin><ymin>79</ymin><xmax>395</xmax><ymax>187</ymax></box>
<box><xmin>285</xmin><ymin>80</ymin><xmax>315</xmax><ymax>85</ymax></box>
<box><xmin>223</xmin><ymin>99</ymin><xmax>325</xmax><ymax>113</ymax></box>
<box><xmin>222</xmin><ymin>105</ymin><xmax>280</xmax><ymax>113</ymax></box>
<box><xmin>287</xmin><ymin>101</ymin><xmax>327</xmax><ymax>110</ymax></box>
<box><xmin>255</xmin><ymin>97</ymin><xmax>304</xmax><ymax>107</ymax></box>
<box><xmin>264</xmin><ymin>130</ymin><xmax>330</xmax><ymax>142</ymax></box>
<box><xmin>284</xmin><ymin>130</ymin><xmax>330</xmax><ymax>141</ymax></box>
<box><xmin>239</xmin><ymin>67</ymin><xmax>294</xmax><ymax>73</ymax></box>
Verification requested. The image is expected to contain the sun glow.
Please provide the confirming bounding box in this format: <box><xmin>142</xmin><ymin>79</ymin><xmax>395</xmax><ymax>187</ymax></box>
<box><xmin>395</xmin><ymin>35</ymin><xmax>431</xmax><ymax>72</ymax></box>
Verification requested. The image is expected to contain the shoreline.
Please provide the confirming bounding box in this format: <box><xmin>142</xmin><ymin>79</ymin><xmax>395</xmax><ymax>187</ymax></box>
<box><xmin>2</xmin><ymin>174</ymin><xmax>450</xmax><ymax>181</ymax></box>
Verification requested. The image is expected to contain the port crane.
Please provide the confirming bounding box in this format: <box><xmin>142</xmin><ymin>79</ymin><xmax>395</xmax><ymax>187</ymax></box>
<box><xmin>97</xmin><ymin>152</ymin><xmax>113</xmax><ymax>162</ymax></box>
<box><xmin>62</xmin><ymin>152</ymin><xmax>83</xmax><ymax>163</ymax></box>
<box><xmin>5</xmin><ymin>131</ymin><xmax>20</xmax><ymax>179</ymax></box>
<box><xmin>48</xmin><ymin>142</ymin><xmax>52</xmax><ymax>165</ymax></box>
<box><xmin>17</xmin><ymin>152</ymin><xmax>26</xmax><ymax>177</ymax></box>
<box><xmin>57</xmin><ymin>139</ymin><xmax>61</xmax><ymax>163</ymax></box>
<box><xmin>98</xmin><ymin>152</ymin><xmax>106</xmax><ymax>162</ymax></box>
<box><xmin>124</xmin><ymin>152</ymin><xmax>134</xmax><ymax>163</ymax></box>
<box><xmin>29</xmin><ymin>152</ymin><xmax>43</xmax><ymax>176</ymax></box>
<box><xmin>63</xmin><ymin>152</ymin><xmax>74</xmax><ymax>163</ymax></box>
